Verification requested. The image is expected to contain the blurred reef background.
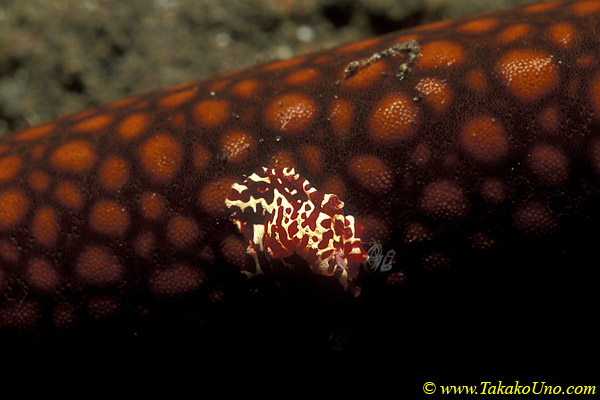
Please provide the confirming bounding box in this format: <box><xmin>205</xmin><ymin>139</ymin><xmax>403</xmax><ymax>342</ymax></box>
<box><xmin>0</xmin><ymin>0</ymin><xmax>542</xmax><ymax>136</ymax></box>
